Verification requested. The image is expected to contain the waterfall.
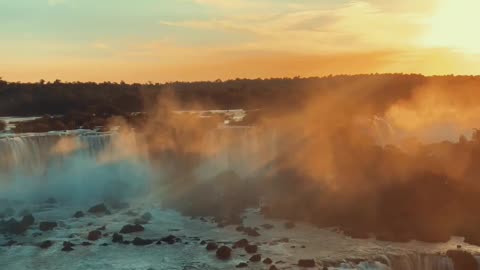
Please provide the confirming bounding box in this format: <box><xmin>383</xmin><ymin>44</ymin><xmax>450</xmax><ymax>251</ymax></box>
<box><xmin>386</xmin><ymin>253</ymin><xmax>454</xmax><ymax>270</ymax></box>
<box><xmin>0</xmin><ymin>131</ymin><xmax>150</xmax><ymax>203</ymax></box>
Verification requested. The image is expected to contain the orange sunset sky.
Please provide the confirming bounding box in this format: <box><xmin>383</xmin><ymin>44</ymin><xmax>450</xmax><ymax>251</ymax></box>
<box><xmin>1</xmin><ymin>0</ymin><xmax>480</xmax><ymax>82</ymax></box>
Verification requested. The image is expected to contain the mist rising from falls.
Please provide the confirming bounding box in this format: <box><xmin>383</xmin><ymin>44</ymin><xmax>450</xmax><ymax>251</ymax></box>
<box><xmin>0</xmin><ymin>132</ymin><xmax>151</xmax><ymax>204</ymax></box>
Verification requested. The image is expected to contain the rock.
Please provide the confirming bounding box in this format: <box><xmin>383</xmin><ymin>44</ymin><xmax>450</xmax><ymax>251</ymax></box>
<box><xmin>62</xmin><ymin>241</ymin><xmax>75</xmax><ymax>252</ymax></box>
<box><xmin>61</xmin><ymin>246</ymin><xmax>74</xmax><ymax>252</ymax></box>
<box><xmin>160</xmin><ymin>235</ymin><xmax>178</xmax><ymax>244</ymax></box>
<box><xmin>206</xmin><ymin>242</ymin><xmax>218</xmax><ymax>251</ymax></box>
<box><xmin>39</xmin><ymin>221</ymin><xmax>57</xmax><ymax>231</ymax></box>
<box><xmin>119</xmin><ymin>224</ymin><xmax>144</xmax><ymax>234</ymax></box>
<box><xmin>21</xmin><ymin>214</ymin><xmax>34</xmax><ymax>227</ymax></box>
<box><xmin>236</xmin><ymin>262</ymin><xmax>248</xmax><ymax>268</ymax></box>
<box><xmin>39</xmin><ymin>240</ymin><xmax>53</xmax><ymax>249</ymax></box>
<box><xmin>97</xmin><ymin>225</ymin><xmax>106</xmax><ymax>231</ymax></box>
<box><xmin>45</xmin><ymin>197</ymin><xmax>57</xmax><ymax>204</ymax></box>
<box><xmin>284</xmin><ymin>221</ymin><xmax>295</xmax><ymax>229</ymax></box>
<box><xmin>446</xmin><ymin>250</ymin><xmax>477</xmax><ymax>270</ymax></box>
<box><xmin>132</xmin><ymin>237</ymin><xmax>154</xmax><ymax>246</ymax></box>
<box><xmin>88</xmin><ymin>230</ymin><xmax>102</xmax><ymax>241</ymax></box>
<box><xmin>216</xmin><ymin>246</ymin><xmax>232</xmax><ymax>260</ymax></box>
<box><xmin>233</xmin><ymin>239</ymin><xmax>249</xmax><ymax>248</ymax></box>
<box><xmin>88</xmin><ymin>203</ymin><xmax>109</xmax><ymax>214</ymax></box>
<box><xmin>245</xmin><ymin>244</ymin><xmax>258</xmax><ymax>254</ymax></box>
<box><xmin>243</xmin><ymin>227</ymin><xmax>260</xmax><ymax>237</ymax></box>
<box><xmin>263</xmin><ymin>258</ymin><xmax>273</xmax><ymax>264</ymax></box>
<box><xmin>100</xmin><ymin>243</ymin><xmax>109</xmax><ymax>246</ymax></box>
<box><xmin>1</xmin><ymin>218</ymin><xmax>28</xmax><ymax>234</ymax></box>
<box><xmin>63</xmin><ymin>241</ymin><xmax>75</xmax><ymax>248</ymax></box>
<box><xmin>200</xmin><ymin>240</ymin><xmax>207</xmax><ymax>245</ymax></box>
<box><xmin>298</xmin><ymin>259</ymin><xmax>316</xmax><ymax>268</ymax></box>
<box><xmin>81</xmin><ymin>242</ymin><xmax>92</xmax><ymax>246</ymax></box>
<box><xmin>112</xmin><ymin>233</ymin><xmax>124</xmax><ymax>243</ymax></box>
<box><xmin>236</xmin><ymin>226</ymin><xmax>245</xmax><ymax>232</ymax></box>
<box><xmin>261</xmin><ymin>224</ymin><xmax>274</xmax><ymax>230</ymax></box>
<box><xmin>73</xmin><ymin>211</ymin><xmax>84</xmax><ymax>218</ymax></box>
<box><xmin>249</xmin><ymin>254</ymin><xmax>261</xmax><ymax>262</ymax></box>
<box><xmin>269</xmin><ymin>266</ymin><xmax>279</xmax><ymax>270</ymax></box>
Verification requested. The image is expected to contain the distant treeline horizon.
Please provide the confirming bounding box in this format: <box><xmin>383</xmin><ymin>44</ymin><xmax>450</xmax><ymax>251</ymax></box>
<box><xmin>0</xmin><ymin>73</ymin><xmax>478</xmax><ymax>117</ymax></box>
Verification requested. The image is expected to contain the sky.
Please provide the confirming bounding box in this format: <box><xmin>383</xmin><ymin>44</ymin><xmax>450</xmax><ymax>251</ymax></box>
<box><xmin>1</xmin><ymin>0</ymin><xmax>480</xmax><ymax>82</ymax></box>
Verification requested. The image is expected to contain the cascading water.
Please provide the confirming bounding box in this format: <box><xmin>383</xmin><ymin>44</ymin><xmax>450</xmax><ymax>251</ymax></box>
<box><xmin>0</xmin><ymin>131</ymin><xmax>151</xmax><ymax>204</ymax></box>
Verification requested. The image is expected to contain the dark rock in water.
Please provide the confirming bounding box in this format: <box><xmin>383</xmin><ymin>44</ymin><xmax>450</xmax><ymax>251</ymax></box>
<box><xmin>97</xmin><ymin>225</ymin><xmax>106</xmax><ymax>231</ymax></box>
<box><xmin>249</xmin><ymin>254</ymin><xmax>261</xmax><ymax>262</ymax></box>
<box><xmin>160</xmin><ymin>235</ymin><xmax>178</xmax><ymax>244</ymax></box>
<box><xmin>63</xmin><ymin>241</ymin><xmax>75</xmax><ymax>248</ymax></box>
<box><xmin>133</xmin><ymin>218</ymin><xmax>149</xmax><ymax>225</ymax></box>
<box><xmin>122</xmin><ymin>241</ymin><xmax>131</xmax><ymax>245</ymax></box>
<box><xmin>100</xmin><ymin>243</ymin><xmax>109</xmax><ymax>247</ymax></box>
<box><xmin>245</xmin><ymin>244</ymin><xmax>258</xmax><ymax>254</ymax></box>
<box><xmin>200</xmin><ymin>240</ymin><xmax>207</xmax><ymax>245</ymax></box>
<box><xmin>446</xmin><ymin>250</ymin><xmax>477</xmax><ymax>270</ymax></box>
<box><xmin>132</xmin><ymin>237</ymin><xmax>154</xmax><ymax>246</ymax></box>
<box><xmin>119</xmin><ymin>224</ymin><xmax>144</xmax><ymax>234</ymax></box>
<box><xmin>298</xmin><ymin>259</ymin><xmax>316</xmax><ymax>268</ymax></box>
<box><xmin>284</xmin><ymin>221</ymin><xmax>295</xmax><ymax>229</ymax></box>
<box><xmin>233</xmin><ymin>239</ymin><xmax>249</xmax><ymax>248</ymax></box>
<box><xmin>236</xmin><ymin>226</ymin><xmax>245</xmax><ymax>232</ymax></box>
<box><xmin>39</xmin><ymin>221</ymin><xmax>57</xmax><ymax>231</ymax></box>
<box><xmin>88</xmin><ymin>230</ymin><xmax>102</xmax><ymax>241</ymax></box>
<box><xmin>216</xmin><ymin>246</ymin><xmax>232</xmax><ymax>260</ymax></box>
<box><xmin>88</xmin><ymin>203</ymin><xmax>109</xmax><ymax>214</ymax></box>
<box><xmin>263</xmin><ymin>258</ymin><xmax>273</xmax><ymax>264</ymax></box>
<box><xmin>21</xmin><ymin>214</ymin><xmax>34</xmax><ymax>227</ymax></box>
<box><xmin>112</xmin><ymin>233</ymin><xmax>124</xmax><ymax>243</ymax></box>
<box><xmin>322</xmin><ymin>267</ymin><xmax>328</xmax><ymax>270</ymax></box>
<box><xmin>62</xmin><ymin>246</ymin><xmax>74</xmax><ymax>252</ymax></box>
<box><xmin>81</xmin><ymin>242</ymin><xmax>92</xmax><ymax>246</ymax></box>
<box><xmin>73</xmin><ymin>211</ymin><xmax>84</xmax><ymax>218</ymax></box>
<box><xmin>261</xmin><ymin>224</ymin><xmax>274</xmax><ymax>230</ymax></box>
<box><xmin>269</xmin><ymin>266</ymin><xmax>279</xmax><ymax>270</ymax></box>
<box><xmin>243</xmin><ymin>227</ymin><xmax>260</xmax><ymax>237</ymax></box>
<box><xmin>45</xmin><ymin>197</ymin><xmax>57</xmax><ymax>204</ymax></box>
<box><xmin>39</xmin><ymin>240</ymin><xmax>53</xmax><ymax>249</ymax></box>
<box><xmin>206</xmin><ymin>242</ymin><xmax>218</xmax><ymax>251</ymax></box>
<box><xmin>1</xmin><ymin>218</ymin><xmax>28</xmax><ymax>234</ymax></box>
<box><xmin>236</xmin><ymin>262</ymin><xmax>248</xmax><ymax>268</ymax></box>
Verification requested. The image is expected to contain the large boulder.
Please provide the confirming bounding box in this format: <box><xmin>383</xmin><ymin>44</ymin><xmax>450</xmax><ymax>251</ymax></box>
<box><xmin>233</xmin><ymin>239</ymin><xmax>249</xmax><ymax>248</ymax></box>
<box><xmin>72</xmin><ymin>211</ymin><xmax>84</xmax><ymax>218</ymax></box>
<box><xmin>112</xmin><ymin>233</ymin><xmax>124</xmax><ymax>243</ymax></box>
<box><xmin>132</xmin><ymin>237</ymin><xmax>154</xmax><ymax>246</ymax></box>
<box><xmin>298</xmin><ymin>259</ymin><xmax>316</xmax><ymax>268</ymax></box>
<box><xmin>87</xmin><ymin>230</ymin><xmax>102</xmax><ymax>241</ymax></box>
<box><xmin>446</xmin><ymin>250</ymin><xmax>477</xmax><ymax>270</ymax></box>
<box><xmin>216</xmin><ymin>246</ymin><xmax>232</xmax><ymax>260</ymax></box>
<box><xmin>119</xmin><ymin>224</ymin><xmax>144</xmax><ymax>234</ymax></box>
<box><xmin>206</xmin><ymin>242</ymin><xmax>218</xmax><ymax>251</ymax></box>
<box><xmin>38</xmin><ymin>240</ymin><xmax>53</xmax><ymax>249</ymax></box>
<box><xmin>88</xmin><ymin>203</ymin><xmax>109</xmax><ymax>214</ymax></box>
<box><xmin>1</xmin><ymin>218</ymin><xmax>28</xmax><ymax>234</ymax></box>
<box><xmin>245</xmin><ymin>244</ymin><xmax>258</xmax><ymax>254</ymax></box>
<box><xmin>249</xmin><ymin>254</ymin><xmax>261</xmax><ymax>262</ymax></box>
<box><xmin>21</xmin><ymin>214</ymin><xmax>34</xmax><ymax>227</ymax></box>
<box><xmin>39</xmin><ymin>221</ymin><xmax>57</xmax><ymax>231</ymax></box>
